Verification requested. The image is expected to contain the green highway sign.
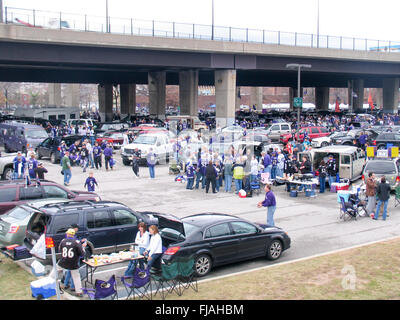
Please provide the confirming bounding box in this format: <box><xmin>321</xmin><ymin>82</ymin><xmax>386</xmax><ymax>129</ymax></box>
<box><xmin>293</xmin><ymin>97</ymin><xmax>303</xmax><ymax>108</ymax></box>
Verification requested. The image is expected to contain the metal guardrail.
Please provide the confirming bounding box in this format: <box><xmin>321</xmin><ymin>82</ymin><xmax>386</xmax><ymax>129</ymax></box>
<box><xmin>4</xmin><ymin>6</ymin><xmax>400</xmax><ymax>52</ymax></box>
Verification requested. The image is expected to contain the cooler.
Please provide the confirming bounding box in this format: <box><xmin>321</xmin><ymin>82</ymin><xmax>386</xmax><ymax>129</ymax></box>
<box><xmin>290</xmin><ymin>190</ymin><xmax>298</xmax><ymax>197</ymax></box>
<box><xmin>30</xmin><ymin>277</ymin><xmax>56</xmax><ymax>299</ymax></box>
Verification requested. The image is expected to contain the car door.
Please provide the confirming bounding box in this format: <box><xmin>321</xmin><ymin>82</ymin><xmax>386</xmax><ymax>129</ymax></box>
<box><xmin>310</xmin><ymin>127</ymin><xmax>320</xmax><ymax>139</ymax></box>
<box><xmin>268</xmin><ymin>124</ymin><xmax>281</xmax><ymax>142</ymax></box>
<box><xmin>203</xmin><ymin>222</ymin><xmax>239</xmax><ymax>266</ymax></box>
<box><xmin>38</xmin><ymin>137</ymin><xmax>52</xmax><ymax>158</ymax></box>
<box><xmin>111</xmin><ymin>208</ymin><xmax>139</xmax><ymax>251</ymax></box>
<box><xmin>83</xmin><ymin>209</ymin><xmax>118</xmax><ymax>254</ymax></box>
<box><xmin>230</xmin><ymin>221</ymin><xmax>266</xmax><ymax>260</ymax></box>
<box><xmin>0</xmin><ymin>187</ymin><xmax>18</xmax><ymax>214</ymax></box>
<box><xmin>49</xmin><ymin>213</ymin><xmax>80</xmax><ymax>254</ymax></box>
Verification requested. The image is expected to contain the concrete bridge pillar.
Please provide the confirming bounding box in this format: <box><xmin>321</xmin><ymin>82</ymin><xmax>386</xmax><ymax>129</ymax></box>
<box><xmin>315</xmin><ymin>87</ymin><xmax>330</xmax><ymax>111</ymax></box>
<box><xmin>235</xmin><ymin>87</ymin><xmax>241</xmax><ymax>111</ymax></box>
<box><xmin>98</xmin><ymin>84</ymin><xmax>113</xmax><ymax>122</ymax></box>
<box><xmin>179</xmin><ymin>70</ymin><xmax>198</xmax><ymax>116</ymax></box>
<box><xmin>120</xmin><ymin>84</ymin><xmax>136</xmax><ymax>117</ymax></box>
<box><xmin>215</xmin><ymin>69</ymin><xmax>236</xmax><ymax>128</ymax></box>
<box><xmin>348</xmin><ymin>79</ymin><xmax>364</xmax><ymax>113</ymax></box>
<box><xmin>383</xmin><ymin>78</ymin><xmax>399</xmax><ymax>113</ymax></box>
<box><xmin>65</xmin><ymin>84</ymin><xmax>80</xmax><ymax>107</ymax></box>
<box><xmin>250</xmin><ymin>87</ymin><xmax>263</xmax><ymax>112</ymax></box>
<box><xmin>48</xmin><ymin>83</ymin><xmax>61</xmax><ymax>106</ymax></box>
<box><xmin>148</xmin><ymin>72</ymin><xmax>166</xmax><ymax>119</ymax></box>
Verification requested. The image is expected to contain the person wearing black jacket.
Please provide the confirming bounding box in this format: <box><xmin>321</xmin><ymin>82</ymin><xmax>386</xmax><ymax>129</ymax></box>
<box><xmin>298</xmin><ymin>156</ymin><xmax>312</xmax><ymax>192</ymax></box>
<box><xmin>373</xmin><ymin>176</ymin><xmax>391</xmax><ymax>220</ymax></box>
<box><xmin>205</xmin><ymin>160</ymin><xmax>217</xmax><ymax>193</ymax></box>
<box><xmin>79</xmin><ymin>144</ymin><xmax>89</xmax><ymax>173</ymax></box>
<box><xmin>284</xmin><ymin>153</ymin><xmax>297</xmax><ymax>192</ymax></box>
<box><xmin>34</xmin><ymin>162</ymin><xmax>48</xmax><ymax>180</ymax></box>
<box><xmin>327</xmin><ymin>154</ymin><xmax>338</xmax><ymax>188</ymax></box>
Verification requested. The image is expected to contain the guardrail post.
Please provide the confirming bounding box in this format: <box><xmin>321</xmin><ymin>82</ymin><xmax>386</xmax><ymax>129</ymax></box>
<box><xmin>85</xmin><ymin>14</ymin><xmax>87</xmax><ymax>31</ymax></box>
<box><xmin>193</xmin><ymin>23</ymin><xmax>195</xmax><ymax>39</ymax></box>
<box><xmin>152</xmin><ymin>20</ymin><xmax>155</xmax><ymax>36</ymax></box>
<box><xmin>365</xmin><ymin>39</ymin><xmax>367</xmax><ymax>51</ymax></box>
<box><xmin>340</xmin><ymin>36</ymin><xmax>342</xmax><ymax>49</ymax></box>
<box><xmin>59</xmin><ymin>12</ymin><xmax>62</xmax><ymax>30</ymax></box>
<box><xmin>4</xmin><ymin>6</ymin><xmax>7</xmax><ymax>24</ymax></box>
<box><xmin>378</xmin><ymin>40</ymin><xmax>380</xmax><ymax>51</ymax></box>
<box><xmin>246</xmin><ymin>28</ymin><xmax>248</xmax><ymax>42</ymax></box>
<box><xmin>353</xmin><ymin>37</ymin><xmax>355</xmax><ymax>50</ymax></box>
<box><xmin>389</xmin><ymin>41</ymin><xmax>391</xmax><ymax>51</ymax></box>
<box><xmin>33</xmin><ymin>9</ymin><xmax>35</xmax><ymax>27</ymax></box>
<box><xmin>229</xmin><ymin>27</ymin><xmax>231</xmax><ymax>41</ymax></box>
<box><xmin>278</xmin><ymin>31</ymin><xmax>280</xmax><ymax>45</ymax></box>
<box><xmin>327</xmin><ymin>35</ymin><xmax>329</xmax><ymax>48</ymax></box>
<box><xmin>263</xmin><ymin>30</ymin><xmax>265</xmax><ymax>44</ymax></box>
<box><xmin>295</xmin><ymin>32</ymin><xmax>297</xmax><ymax>46</ymax></box>
<box><xmin>173</xmin><ymin>22</ymin><xmax>175</xmax><ymax>38</ymax></box>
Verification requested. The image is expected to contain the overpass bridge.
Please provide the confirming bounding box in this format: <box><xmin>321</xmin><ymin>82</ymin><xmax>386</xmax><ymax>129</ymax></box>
<box><xmin>1</xmin><ymin>18</ymin><xmax>400</xmax><ymax>124</ymax></box>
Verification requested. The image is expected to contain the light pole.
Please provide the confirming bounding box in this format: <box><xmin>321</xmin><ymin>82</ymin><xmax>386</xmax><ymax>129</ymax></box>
<box><xmin>316</xmin><ymin>0</ymin><xmax>320</xmax><ymax>48</ymax></box>
<box><xmin>0</xmin><ymin>0</ymin><xmax>3</xmax><ymax>23</ymax></box>
<box><xmin>286</xmin><ymin>63</ymin><xmax>312</xmax><ymax>143</ymax></box>
<box><xmin>105</xmin><ymin>0</ymin><xmax>109</xmax><ymax>33</ymax></box>
<box><xmin>211</xmin><ymin>0</ymin><xmax>214</xmax><ymax>40</ymax></box>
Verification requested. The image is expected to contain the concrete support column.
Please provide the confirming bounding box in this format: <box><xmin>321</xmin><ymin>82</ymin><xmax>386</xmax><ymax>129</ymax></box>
<box><xmin>315</xmin><ymin>87</ymin><xmax>330</xmax><ymax>111</ymax></box>
<box><xmin>348</xmin><ymin>79</ymin><xmax>364</xmax><ymax>113</ymax></box>
<box><xmin>383</xmin><ymin>78</ymin><xmax>399</xmax><ymax>113</ymax></box>
<box><xmin>250</xmin><ymin>87</ymin><xmax>263</xmax><ymax>111</ymax></box>
<box><xmin>65</xmin><ymin>84</ymin><xmax>80</xmax><ymax>107</ymax></box>
<box><xmin>98</xmin><ymin>84</ymin><xmax>113</xmax><ymax>122</ymax></box>
<box><xmin>179</xmin><ymin>70</ymin><xmax>198</xmax><ymax>116</ymax></box>
<box><xmin>235</xmin><ymin>87</ymin><xmax>241</xmax><ymax>111</ymax></box>
<box><xmin>289</xmin><ymin>87</ymin><xmax>303</xmax><ymax>110</ymax></box>
<box><xmin>120</xmin><ymin>84</ymin><xmax>136</xmax><ymax>117</ymax></box>
<box><xmin>48</xmin><ymin>83</ymin><xmax>61</xmax><ymax>106</ymax></box>
<box><xmin>215</xmin><ymin>69</ymin><xmax>236</xmax><ymax>128</ymax></box>
<box><xmin>375</xmin><ymin>88</ymin><xmax>383</xmax><ymax>109</ymax></box>
<box><xmin>148</xmin><ymin>72</ymin><xmax>166</xmax><ymax>119</ymax></box>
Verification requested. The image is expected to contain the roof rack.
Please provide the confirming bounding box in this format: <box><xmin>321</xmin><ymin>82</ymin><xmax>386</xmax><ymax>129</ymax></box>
<box><xmin>41</xmin><ymin>200</ymin><xmax>114</xmax><ymax>212</ymax></box>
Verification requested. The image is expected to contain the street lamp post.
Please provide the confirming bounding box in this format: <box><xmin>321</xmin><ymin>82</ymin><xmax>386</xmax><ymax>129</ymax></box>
<box><xmin>286</xmin><ymin>63</ymin><xmax>312</xmax><ymax>143</ymax></box>
<box><xmin>0</xmin><ymin>0</ymin><xmax>3</xmax><ymax>24</ymax></box>
<box><xmin>105</xmin><ymin>0</ymin><xmax>109</xmax><ymax>33</ymax></box>
<box><xmin>317</xmin><ymin>0</ymin><xmax>320</xmax><ymax>48</ymax></box>
<box><xmin>211</xmin><ymin>0</ymin><xmax>214</xmax><ymax>40</ymax></box>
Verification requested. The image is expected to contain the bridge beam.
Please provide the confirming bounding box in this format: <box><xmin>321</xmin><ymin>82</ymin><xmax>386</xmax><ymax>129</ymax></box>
<box><xmin>215</xmin><ymin>69</ymin><xmax>236</xmax><ymax>128</ymax></box>
<box><xmin>148</xmin><ymin>72</ymin><xmax>166</xmax><ymax>119</ymax></box>
<box><xmin>120</xmin><ymin>84</ymin><xmax>136</xmax><ymax>117</ymax></box>
<box><xmin>315</xmin><ymin>87</ymin><xmax>330</xmax><ymax>111</ymax></box>
<box><xmin>179</xmin><ymin>70</ymin><xmax>198</xmax><ymax>117</ymax></box>
<box><xmin>98</xmin><ymin>84</ymin><xmax>113</xmax><ymax>122</ymax></box>
<box><xmin>383</xmin><ymin>78</ymin><xmax>399</xmax><ymax>114</ymax></box>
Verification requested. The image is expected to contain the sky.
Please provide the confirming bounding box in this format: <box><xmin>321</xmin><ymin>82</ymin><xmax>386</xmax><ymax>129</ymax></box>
<box><xmin>3</xmin><ymin>0</ymin><xmax>400</xmax><ymax>42</ymax></box>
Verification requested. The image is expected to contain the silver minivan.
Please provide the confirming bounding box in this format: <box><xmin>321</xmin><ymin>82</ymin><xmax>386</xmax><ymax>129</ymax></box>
<box><xmin>264</xmin><ymin>123</ymin><xmax>291</xmax><ymax>143</ymax></box>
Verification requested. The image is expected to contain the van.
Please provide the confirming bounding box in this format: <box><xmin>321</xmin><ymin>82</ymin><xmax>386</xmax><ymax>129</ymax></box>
<box><xmin>298</xmin><ymin>145</ymin><xmax>366</xmax><ymax>182</ymax></box>
<box><xmin>0</xmin><ymin>122</ymin><xmax>49</xmax><ymax>153</ymax></box>
<box><xmin>166</xmin><ymin>115</ymin><xmax>208</xmax><ymax>132</ymax></box>
<box><xmin>264</xmin><ymin>122</ymin><xmax>291</xmax><ymax>143</ymax></box>
<box><xmin>66</xmin><ymin>119</ymin><xmax>95</xmax><ymax>129</ymax></box>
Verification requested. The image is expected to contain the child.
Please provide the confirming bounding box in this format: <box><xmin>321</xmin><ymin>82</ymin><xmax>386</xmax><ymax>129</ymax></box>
<box><xmin>84</xmin><ymin>171</ymin><xmax>98</xmax><ymax>192</ymax></box>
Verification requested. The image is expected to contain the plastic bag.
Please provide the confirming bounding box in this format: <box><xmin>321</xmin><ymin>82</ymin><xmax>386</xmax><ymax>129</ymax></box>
<box><xmin>30</xmin><ymin>234</ymin><xmax>46</xmax><ymax>260</ymax></box>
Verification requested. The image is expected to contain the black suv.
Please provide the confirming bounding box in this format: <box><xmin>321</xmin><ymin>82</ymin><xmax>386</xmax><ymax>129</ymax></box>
<box><xmin>373</xmin><ymin>132</ymin><xmax>400</xmax><ymax>149</ymax></box>
<box><xmin>24</xmin><ymin>200</ymin><xmax>158</xmax><ymax>264</ymax></box>
<box><xmin>35</xmin><ymin>135</ymin><xmax>85</xmax><ymax>164</ymax></box>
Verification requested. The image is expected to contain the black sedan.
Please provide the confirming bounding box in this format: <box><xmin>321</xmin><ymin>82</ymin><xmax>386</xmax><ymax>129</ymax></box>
<box><xmin>156</xmin><ymin>213</ymin><xmax>291</xmax><ymax>277</ymax></box>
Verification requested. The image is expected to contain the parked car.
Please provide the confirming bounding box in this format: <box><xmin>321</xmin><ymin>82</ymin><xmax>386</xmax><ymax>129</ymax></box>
<box><xmin>157</xmin><ymin>213</ymin><xmax>291</xmax><ymax>277</ymax></box>
<box><xmin>311</xmin><ymin>131</ymin><xmax>348</xmax><ymax>148</ymax></box>
<box><xmin>0</xmin><ymin>122</ymin><xmax>49</xmax><ymax>153</ymax></box>
<box><xmin>280</xmin><ymin>126</ymin><xmax>330</xmax><ymax>144</ymax></box>
<box><xmin>121</xmin><ymin>133</ymin><xmax>174</xmax><ymax>165</ymax></box>
<box><xmin>372</xmin><ymin>132</ymin><xmax>400</xmax><ymax>150</ymax></box>
<box><xmin>23</xmin><ymin>200</ymin><xmax>159</xmax><ymax>264</ymax></box>
<box><xmin>96</xmin><ymin>131</ymin><xmax>125</xmax><ymax>149</ymax></box>
<box><xmin>0</xmin><ymin>179</ymin><xmax>101</xmax><ymax>215</ymax></box>
<box><xmin>362</xmin><ymin>157</ymin><xmax>400</xmax><ymax>190</ymax></box>
<box><xmin>263</xmin><ymin>122</ymin><xmax>291</xmax><ymax>143</ymax></box>
<box><xmin>0</xmin><ymin>198</ymin><xmax>70</xmax><ymax>248</ymax></box>
<box><xmin>35</xmin><ymin>135</ymin><xmax>85</xmax><ymax>164</ymax></box>
<box><xmin>331</xmin><ymin>129</ymin><xmax>379</xmax><ymax>146</ymax></box>
<box><xmin>94</xmin><ymin>122</ymin><xmax>130</xmax><ymax>135</ymax></box>
<box><xmin>0</xmin><ymin>152</ymin><xmax>18</xmax><ymax>181</ymax></box>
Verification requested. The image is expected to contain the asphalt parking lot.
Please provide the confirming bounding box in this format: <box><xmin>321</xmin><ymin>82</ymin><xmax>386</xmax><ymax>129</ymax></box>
<box><xmin>10</xmin><ymin>148</ymin><xmax>400</xmax><ymax>299</ymax></box>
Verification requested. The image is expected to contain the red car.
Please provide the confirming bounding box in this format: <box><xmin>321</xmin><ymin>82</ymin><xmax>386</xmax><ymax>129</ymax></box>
<box><xmin>96</xmin><ymin>131</ymin><xmax>125</xmax><ymax>149</ymax></box>
<box><xmin>280</xmin><ymin>126</ymin><xmax>330</xmax><ymax>144</ymax></box>
<box><xmin>0</xmin><ymin>180</ymin><xmax>101</xmax><ymax>215</ymax></box>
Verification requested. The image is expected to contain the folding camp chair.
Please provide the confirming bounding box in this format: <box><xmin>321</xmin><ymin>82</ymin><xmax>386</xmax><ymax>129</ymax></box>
<box><xmin>339</xmin><ymin>196</ymin><xmax>358</xmax><ymax>221</ymax></box>
<box><xmin>250</xmin><ymin>176</ymin><xmax>261</xmax><ymax>195</ymax></box>
<box><xmin>120</xmin><ymin>267</ymin><xmax>151</xmax><ymax>300</ymax></box>
<box><xmin>395</xmin><ymin>184</ymin><xmax>400</xmax><ymax>208</ymax></box>
<box><xmin>82</xmin><ymin>275</ymin><xmax>118</xmax><ymax>300</ymax></box>
<box><xmin>150</xmin><ymin>261</ymin><xmax>180</xmax><ymax>300</ymax></box>
<box><xmin>176</xmin><ymin>257</ymin><xmax>198</xmax><ymax>296</ymax></box>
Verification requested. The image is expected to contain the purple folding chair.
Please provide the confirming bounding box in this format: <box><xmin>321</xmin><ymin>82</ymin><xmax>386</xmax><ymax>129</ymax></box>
<box><xmin>120</xmin><ymin>267</ymin><xmax>151</xmax><ymax>300</ymax></box>
<box><xmin>82</xmin><ymin>275</ymin><xmax>118</xmax><ymax>300</ymax></box>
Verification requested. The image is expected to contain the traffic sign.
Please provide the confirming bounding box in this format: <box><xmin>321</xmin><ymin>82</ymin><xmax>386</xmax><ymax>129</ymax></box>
<box><xmin>293</xmin><ymin>97</ymin><xmax>303</xmax><ymax>108</ymax></box>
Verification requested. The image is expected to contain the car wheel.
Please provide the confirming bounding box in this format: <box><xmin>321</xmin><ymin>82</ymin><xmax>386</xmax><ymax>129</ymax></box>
<box><xmin>3</xmin><ymin>167</ymin><xmax>13</xmax><ymax>180</ymax></box>
<box><xmin>50</xmin><ymin>152</ymin><xmax>56</xmax><ymax>164</ymax></box>
<box><xmin>36</xmin><ymin>150</ymin><xmax>42</xmax><ymax>160</ymax></box>
<box><xmin>266</xmin><ymin>239</ymin><xmax>283</xmax><ymax>260</ymax></box>
<box><xmin>321</xmin><ymin>142</ymin><xmax>328</xmax><ymax>147</ymax></box>
<box><xmin>194</xmin><ymin>254</ymin><xmax>212</xmax><ymax>277</ymax></box>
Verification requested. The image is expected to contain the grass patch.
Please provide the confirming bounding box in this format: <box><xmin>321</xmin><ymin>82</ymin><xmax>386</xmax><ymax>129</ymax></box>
<box><xmin>168</xmin><ymin>238</ymin><xmax>400</xmax><ymax>300</ymax></box>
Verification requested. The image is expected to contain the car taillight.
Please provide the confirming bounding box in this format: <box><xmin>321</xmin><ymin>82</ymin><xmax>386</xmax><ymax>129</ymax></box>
<box><xmin>164</xmin><ymin>246</ymin><xmax>180</xmax><ymax>255</ymax></box>
<box><xmin>396</xmin><ymin>176</ymin><xmax>400</xmax><ymax>182</ymax></box>
<box><xmin>8</xmin><ymin>224</ymin><xmax>20</xmax><ymax>234</ymax></box>
<box><xmin>45</xmin><ymin>237</ymin><xmax>55</xmax><ymax>248</ymax></box>
<box><xmin>58</xmin><ymin>147</ymin><xmax>61</xmax><ymax>151</ymax></box>
<box><xmin>361</xmin><ymin>175</ymin><xmax>364</xmax><ymax>181</ymax></box>
<box><xmin>373</xmin><ymin>140</ymin><xmax>376</xmax><ymax>146</ymax></box>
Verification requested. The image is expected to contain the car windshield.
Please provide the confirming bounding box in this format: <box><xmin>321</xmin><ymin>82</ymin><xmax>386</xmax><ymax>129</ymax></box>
<box><xmin>6</xmin><ymin>207</ymin><xmax>31</xmax><ymax>220</ymax></box>
<box><xmin>365</xmin><ymin>161</ymin><xmax>397</xmax><ymax>174</ymax></box>
<box><xmin>25</xmin><ymin>129</ymin><xmax>48</xmax><ymax>139</ymax></box>
<box><xmin>133</xmin><ymin>136</ymin><xmax>157</xmax><ymax>145</ymax></box>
